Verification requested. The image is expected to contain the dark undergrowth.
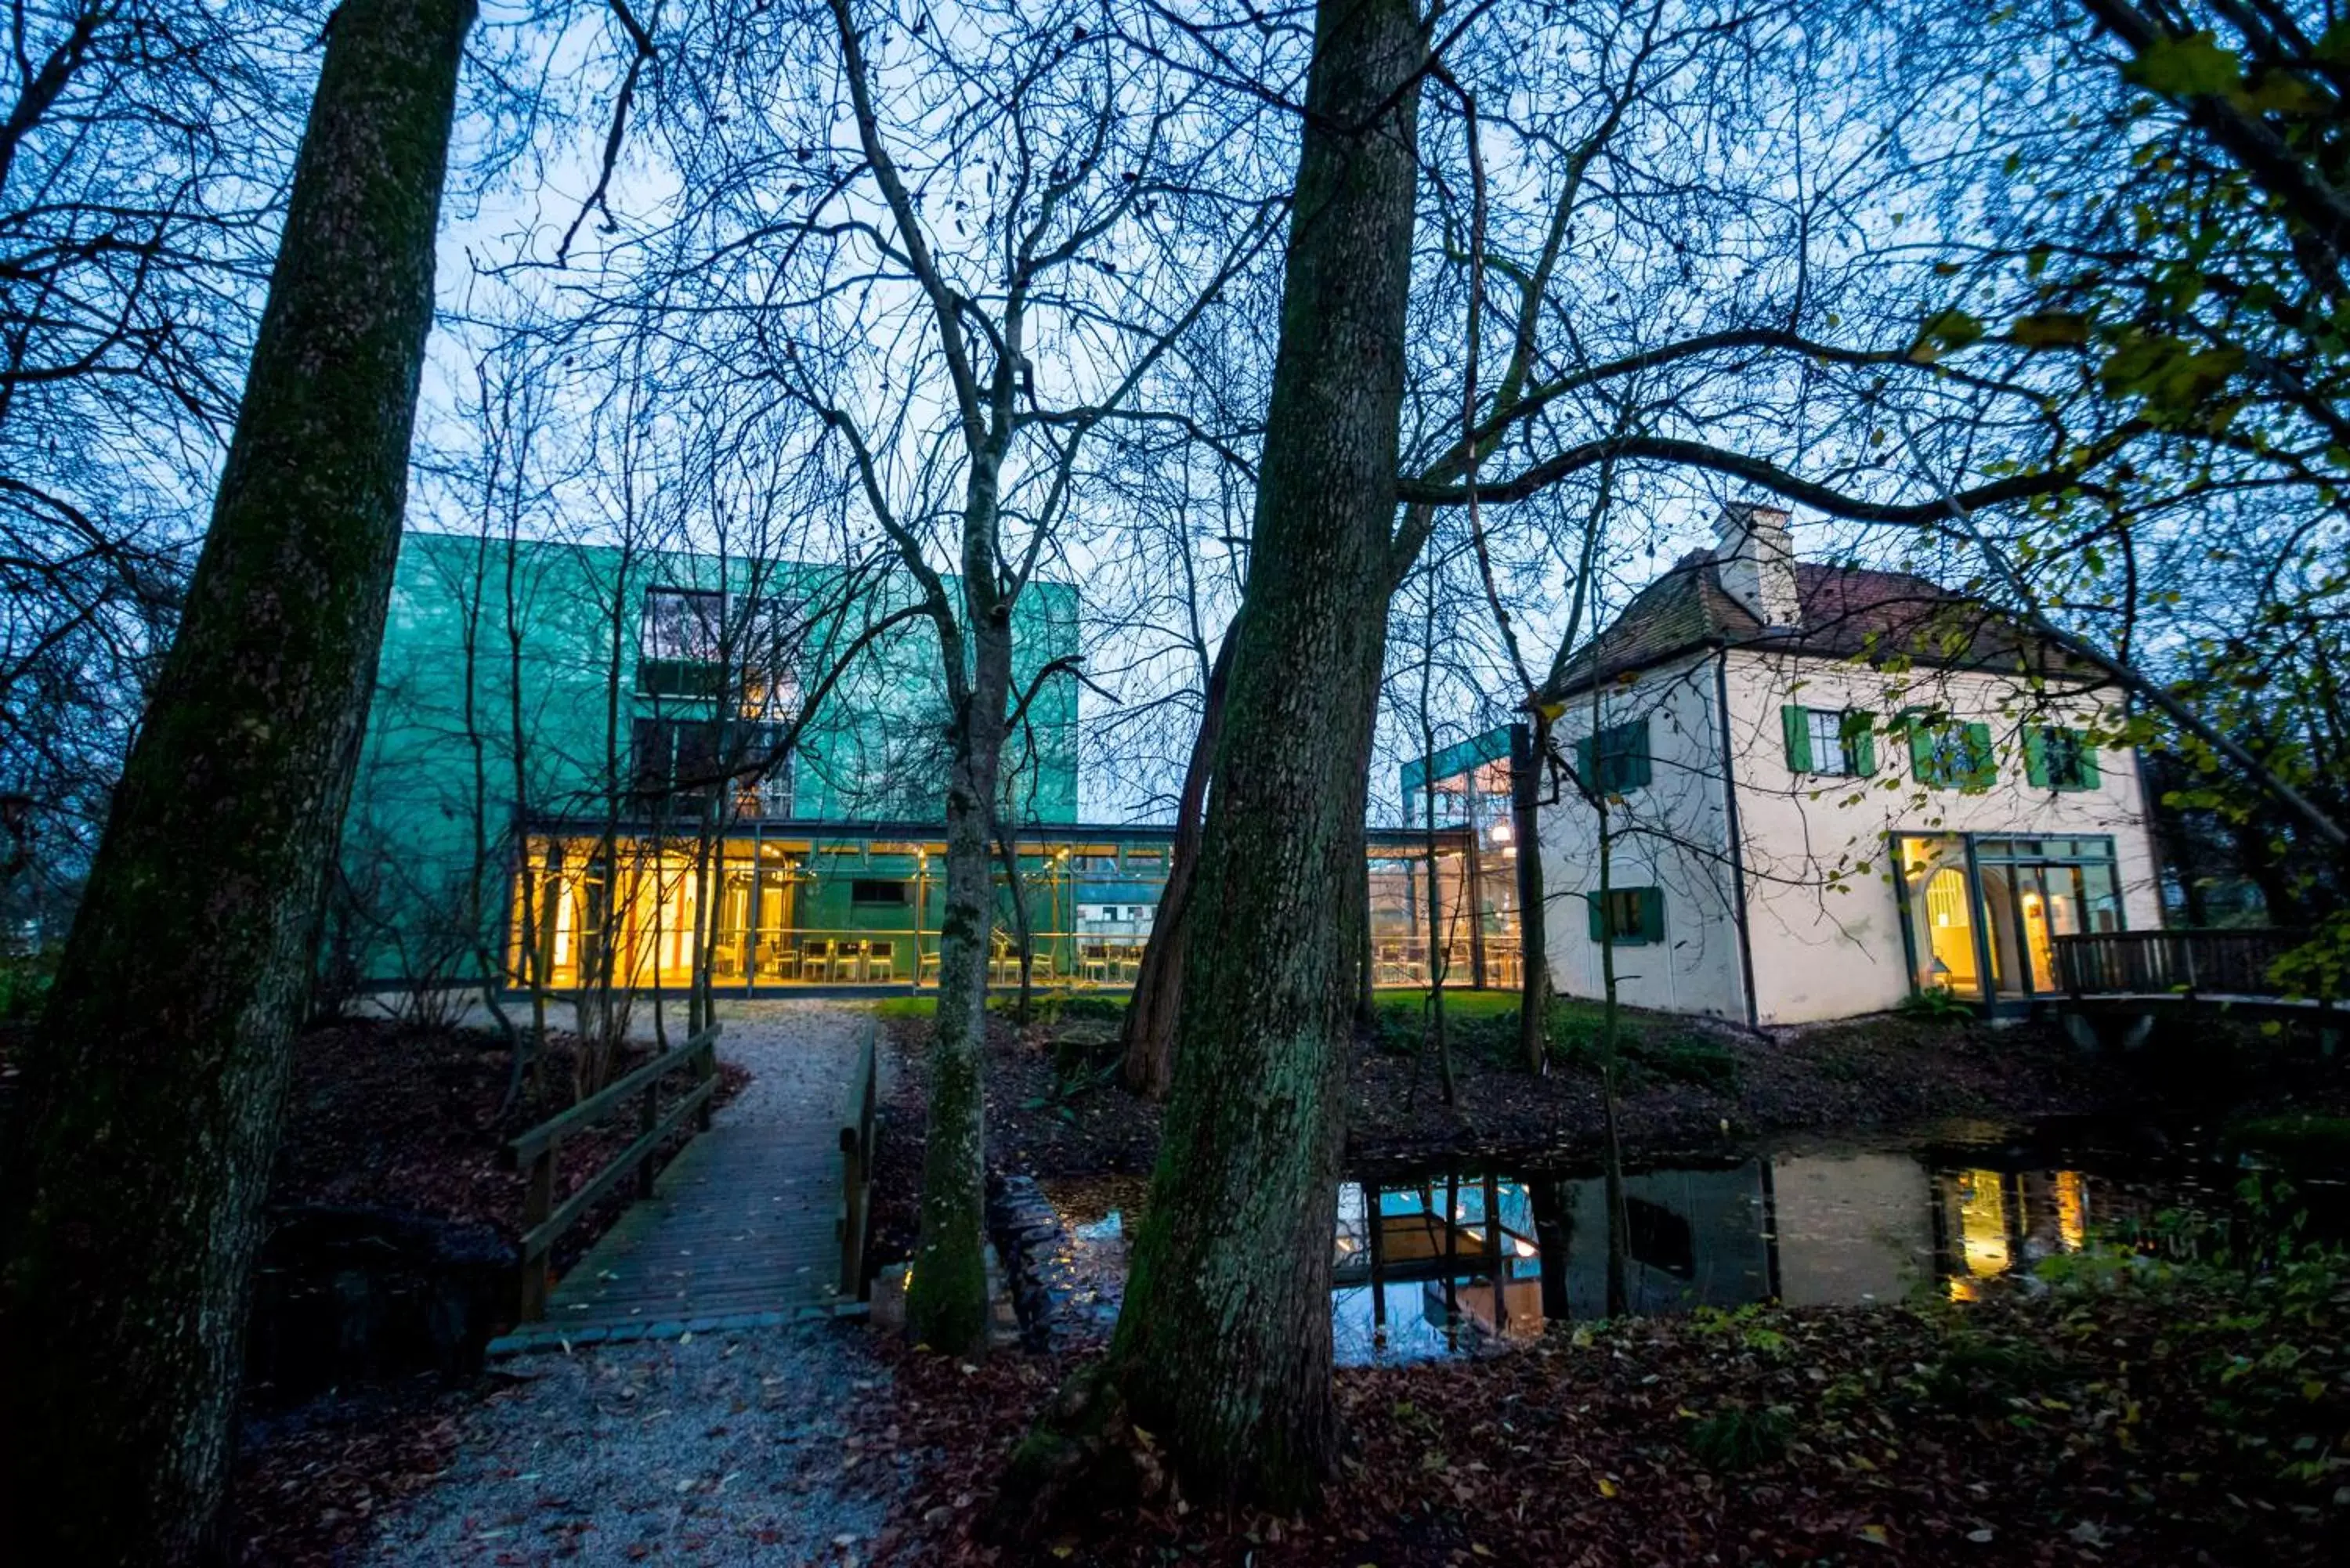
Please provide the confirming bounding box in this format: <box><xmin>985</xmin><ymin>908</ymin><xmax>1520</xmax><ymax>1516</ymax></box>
<box><xmin>859</xmin><ymin>1236</ymin><xmax>2350</xmax><ymax>1566</ymax></box>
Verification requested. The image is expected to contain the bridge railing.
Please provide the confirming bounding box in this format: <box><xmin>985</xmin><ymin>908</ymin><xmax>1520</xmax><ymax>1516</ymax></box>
<box><xmin>837</xmin><ymin>1018</ymin><xmax>879</xmax><ymax>1306</ymax></box>
<box><xmin>503</xmin><ymin>1023</ymin><xmax>723</xmax><ymax>1321</ymax></box>
<box><xmin>2055</xmin><ymin>928</ymin><xmax>2308</xmax><ymax>999</ymax></box>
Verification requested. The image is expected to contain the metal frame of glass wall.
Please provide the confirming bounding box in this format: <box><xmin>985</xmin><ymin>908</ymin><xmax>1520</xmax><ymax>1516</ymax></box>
<box><xmin>1391</xmin><ymin>732</ymin><xmax>1528</xmax><ymax>993</ymax></box>
<box><xmin>1893</xmin><ymin>833</ymin><xmax>2124</xmax><ymax>1010</ymax></box>
<box><xmin>506</xmin><ymin>816</ymin><xmax>1517</xmax><ymax>994</ymax></box>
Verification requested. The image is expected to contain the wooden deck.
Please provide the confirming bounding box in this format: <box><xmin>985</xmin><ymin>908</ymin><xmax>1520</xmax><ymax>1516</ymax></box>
<box><xmin>487</xmin><ymin>1013</ymin><xmax>877</xmax><ymax>1354</ymax></box>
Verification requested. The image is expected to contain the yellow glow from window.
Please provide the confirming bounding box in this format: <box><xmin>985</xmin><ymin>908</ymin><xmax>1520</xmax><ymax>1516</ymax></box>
<box><xmin>2055</xmin><ymin>1171</ymin><xmax>2087</xmax><ymax>1252</ymax></box>
<box><xmin>1959</xmin><ymin>1169</ymin><xmax>2011</xmax><ymax>1277</ymax></box>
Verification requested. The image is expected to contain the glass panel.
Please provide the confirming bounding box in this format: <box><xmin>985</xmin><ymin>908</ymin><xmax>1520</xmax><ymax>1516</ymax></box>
<box><xmin>1806</xmin><ymin>709</ymin><xmax>1853</xmax><ymax>775</ymax></box>
<box><xmin>1900</xmin><ymin>836</ymin><xmax>1981</xmax><ymax>999</ymax></box>
<box><xmin>753</xmin><ymin>864</ymin><xmax>795</xmax><ymax>981</ymax></box>
<box><xmin>2018</xmin><ymin>864</ymin><xmax>2084</xmax><ymax>994</ymax></box>
<box><xmin>709</xmin><ymin>861</ymin><xmax>753</xmax><ymax>983</ymax></box>
<box><xmin>2080</xmin><ymin>862</ymin><xmax>2121</xmax><ymax>934</ymax></box>
<box><xmin>1978</xmin><ymin>864</ymin><xmax>2026</xmax><ymax>997</ymax></box>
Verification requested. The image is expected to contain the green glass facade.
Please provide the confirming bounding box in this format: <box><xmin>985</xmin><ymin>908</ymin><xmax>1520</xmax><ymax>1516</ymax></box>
<box><xmin>334</xmin><ymin>530</ymin><xmax>1077</xmax><ymax>986</ymax></box>
<box><xmin>338</xmin><ymin>529</ymin><xmax>1517</xmax><ymax>994</ymax></box>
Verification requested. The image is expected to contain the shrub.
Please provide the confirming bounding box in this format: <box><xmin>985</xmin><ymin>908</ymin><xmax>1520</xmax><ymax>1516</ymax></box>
<box><xmin>0</xmin><ymin>949</ymin><xmax>58</xmax><ymax>1021</ymax></box>
<box><xmin>1638</xmin><ymin>1032</ymin><xmax>1740</xmax><ymax>1090</ymax></box>
<box><xmin>2225</xmin><ymin>1114</ymin><xmax>2350</xmax><ymax>1176</ymax></box>
<box><xmin>1686</xmin><ymin>1404</ymin><xmax>1792</xmax><ymax>1471</ymax></box>
<box><xmin>1922</xmin><ymin>1332</ymin><xmax>2063</xmax><ymax>1414</ymax></box>
<box><xmin>1895</xmin><ymin>985</ymin><xmax>1974</xmax><ymax>1022</ymax></box>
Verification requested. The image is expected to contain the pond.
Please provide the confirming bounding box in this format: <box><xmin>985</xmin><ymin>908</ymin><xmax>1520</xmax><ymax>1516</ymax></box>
<box><xmin>1020</xmin><ymin>1118</ymin><xmax>2347</xmax><ymax>1364</ymax></box>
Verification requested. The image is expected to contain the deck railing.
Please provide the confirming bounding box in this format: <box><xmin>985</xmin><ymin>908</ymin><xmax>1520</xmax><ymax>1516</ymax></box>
<box><xmin>2055</xmin><ymin>929</ymin><xmax>2310</xmax><ymax>999</ymax></box>
<box><xmin>837</xmin><ymin>1020</ymin><xmax>879</xmax><ymax>1305</ymax></box>
<box><xmin>504</xmin><ymin>1023</ymin><xmax>722</xmax><ymax>1321</ymax></box>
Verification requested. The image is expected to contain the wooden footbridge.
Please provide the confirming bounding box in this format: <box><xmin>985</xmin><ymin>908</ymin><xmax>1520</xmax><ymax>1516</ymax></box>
<box><xmin>486</xmin><ymin>1017</ymin><xmax>880</xmax><ymax>1355</ymax></box>
<box><xmin>2054</xmin><ymin>928</ymin><xmax>2342</xmax><ymax>1048</ymax></box>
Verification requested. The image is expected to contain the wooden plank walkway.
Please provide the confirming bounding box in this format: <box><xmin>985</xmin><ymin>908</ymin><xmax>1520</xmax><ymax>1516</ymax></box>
<box><xmin>488</xmin><ymin>1007</ymin><xmax>873</xmax><ymax>1354</ymax></box>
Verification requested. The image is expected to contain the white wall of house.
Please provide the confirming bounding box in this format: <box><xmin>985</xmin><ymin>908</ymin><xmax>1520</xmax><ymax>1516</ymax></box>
<box><xmin>1537</xmin><ymin>650</ymin><xmax>1748</xmax><ymax>1021</ymax></box>
<box><xmin>1725</xmin><ymin>651</ymin><xmax>2162</xmax><ymax>1024</ymax></box>
<box><xmin>1537</xmin><ymin>644</ymin><xmax>2165</xmax><ymax>1027</ymax></box>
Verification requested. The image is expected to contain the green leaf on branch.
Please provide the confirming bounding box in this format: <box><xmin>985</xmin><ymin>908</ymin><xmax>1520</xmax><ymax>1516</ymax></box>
<box><xmin>2122</xmin><ymin>32</ymin><xmax>2243</xmax><ymax>98</ymax></box>
<box><xmin>1910</xmin><ymin>308</ymin><xmax>1984</xmax><ymax>362</ymax></box>
<box><xmin>2008</xmin><ymin>311</ymin><xmax>2091</xmax><ymax>348</ymax></box>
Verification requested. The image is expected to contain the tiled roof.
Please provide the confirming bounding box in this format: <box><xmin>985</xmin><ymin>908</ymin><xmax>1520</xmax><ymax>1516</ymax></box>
<box><xmin>1544</xmin><ymin>550</ymin><xmax>2086</xmax><ymax>699</ymax></box>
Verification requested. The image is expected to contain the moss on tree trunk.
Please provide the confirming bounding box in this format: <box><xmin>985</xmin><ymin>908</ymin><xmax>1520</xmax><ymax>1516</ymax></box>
<box><xmin>1093</xmin><ymin>0</ymin><xmax>1431</xmax><ymax>1510</ymax></box>
<box><xmin>0</xmin><ymin>3</ymin><xmax>472</xmax><ymax>1559</ymax></box>
<box><xmin>906</xmin><ymin>609</ymin><xmax>1010</xmax><ymax>1354</ymax></box>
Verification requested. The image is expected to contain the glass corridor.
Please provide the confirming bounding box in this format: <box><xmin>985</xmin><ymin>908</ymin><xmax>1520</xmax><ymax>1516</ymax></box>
<box><xmin>507</xmin><ymin>819</ymin><xmax>1525</xmax><ymax>994</ymax></box>
<box><xmin>1896</xmin><ymin>833</ymin><xmax>2124</xmax><ymax>1005</ymax></box>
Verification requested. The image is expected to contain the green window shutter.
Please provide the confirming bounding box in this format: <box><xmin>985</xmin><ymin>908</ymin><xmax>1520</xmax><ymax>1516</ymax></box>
<box><xmin>1639</xmin><ymin>886</ymin><xmax>1665</xmax><ymax>944</ymax></box>
<box><xmin>1962</xmin><ymin>722</ymin><xmax>1996</xmax><ymax>792</ymax></box>
<box><xmin>1575</xmin><ymin>735</ymin><xmax>1595</xmax><ymax>791</ymax></box>
<box><xmin>2072</xmin><ymin>732</ymin><xmax>2100</xmax><ymax>790</ymax></box>
<box><xmin>1625</xmin><ymin>718</ymin><xmax>1652</xmax><ymax>789</ymax></box>
<box><xmin>1847</xmin><ymin>710</ymin><xmax>1878</xmax><ymax>776</ymax></box>
<box><xmin>2023</xmin><ymin>727</ymin><xmax>2049</xmax><ymax>788</ymax></box>
<box><xmin>1781</xmin><ymin>705</ymin><xmax>1812</xmax><ymax>773</ymax></box>
<box><xmin>1587</xmin><ymin>891</ymin><xmax>1605</xmax><ymax>942</ymax></box>
<box><xmin>1908</xmin><ymin>726</ymin><xmax>1939</xmax><ymax>786</ymax></box>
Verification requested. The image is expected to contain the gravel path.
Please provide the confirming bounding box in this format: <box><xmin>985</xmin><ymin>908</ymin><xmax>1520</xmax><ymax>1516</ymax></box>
<box><xmin>376</xmin><ymin>1004</ymin><xmax>906</xmax><ymax>1566</ymax></box>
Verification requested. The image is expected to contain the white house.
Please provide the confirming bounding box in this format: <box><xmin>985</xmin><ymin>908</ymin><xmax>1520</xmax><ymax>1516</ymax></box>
<box><xmin>1535</xmin><ymin>506</ymin><xmax>2164</xmax><ymax>1025</ymax></box>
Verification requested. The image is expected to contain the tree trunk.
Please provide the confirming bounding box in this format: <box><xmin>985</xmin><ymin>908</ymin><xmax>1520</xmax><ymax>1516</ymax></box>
<box><xmin>906</xmin><ymin>611</ymin><xmax>1010</xmax><ymax>1353</ymax></box>
<box><xmin>1119</xmin><ymin>620</ymin><xmax>1238</xmax><ymax>1098</ymax></box>
<box><xmin>1094</xmin><ymin>0</ymin><xmax>1430</xmax><ymax>1508</ymax></box>
<box><xmin>1513</xmin><ymin>717</ymin><xmax>1549</xmax><ymax>1071</ymax></box>
<box><xmin>0</xmin><ymin>3</ymin><xmax>472</xmax><ymax>1559</ymax></box>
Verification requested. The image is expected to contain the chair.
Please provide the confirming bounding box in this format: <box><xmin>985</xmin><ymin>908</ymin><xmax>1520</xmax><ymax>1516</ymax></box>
<box><xmin>801</xmin><ymin>938</ymin><xmax>833</xmax><ymax>983</ymax></box>
<box><xmin>866</xmin><ymin>940</ymin><xmax>895</xmax><ymax>984</ymax></box>
<box><xmin>755</xmin><ymin>936</ymin><xmax>799</xmax><ymax>982</ymax></box>
<box><xmin>918</xmin><ymin>945</ymin><xmax>942</xmax><ymax>985</ymax></box>
<box><xmin>1081</xmin><ymin>942</ymin><xmax>1110</xmax><ymax>985</ymax></box>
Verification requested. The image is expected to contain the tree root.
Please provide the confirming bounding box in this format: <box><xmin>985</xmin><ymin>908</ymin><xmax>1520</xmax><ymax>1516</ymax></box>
<box><xmin>985</xmin><ymin>1360</ymin><xmax>1172</xmax><ymax>1544</ymax></box>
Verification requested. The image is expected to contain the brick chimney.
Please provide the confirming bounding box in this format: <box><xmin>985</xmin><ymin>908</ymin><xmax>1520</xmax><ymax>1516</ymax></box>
<box><xmin>1713</xmin><ymin>504</ymin><xmax>1800</xmax><ymax>628</ymax></box>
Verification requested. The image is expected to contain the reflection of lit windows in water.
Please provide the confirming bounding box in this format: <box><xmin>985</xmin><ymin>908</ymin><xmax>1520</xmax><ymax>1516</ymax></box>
<box><xmin>1625</xmin><ymin>1197</ymin><xmax>1696</xmax><ymax>1279</ymax></box>
<box><xmin>2054</xmin><ymin>1171</ymin><xmax>2087</xmax><ymax>1252</ymax></box>
<box><xmin>1958</xmin><ymin>1169</ymin><xmax>2011</xmax><ymax>1277</ymax></box>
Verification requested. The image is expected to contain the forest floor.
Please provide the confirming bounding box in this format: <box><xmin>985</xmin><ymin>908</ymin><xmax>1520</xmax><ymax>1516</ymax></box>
<box><xmin>847</xmin><ymin>993</ymin><xmax>2350</xmax><ymax>1564</ymax></box>
<box><xmin>865</xmin><ymin>1248</ymin><xmax>2350</xmax><ymax>1566</ymax></box>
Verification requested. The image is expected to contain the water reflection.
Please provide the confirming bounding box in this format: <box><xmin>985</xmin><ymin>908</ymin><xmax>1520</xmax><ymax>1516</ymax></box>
<box><xmin>1329</xmin><ymin>1151</ymin><xmax>2176</xmax><ymax>1364</ymax></box>
<box><xmin>1034</xmin><ymin>1127</ymin><xmax>2305</xmax><ymax>1366</ymax></box>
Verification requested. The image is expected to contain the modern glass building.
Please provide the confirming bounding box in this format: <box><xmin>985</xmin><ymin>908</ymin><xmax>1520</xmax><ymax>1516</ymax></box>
<box><xmin>340</xmin><ymin>531</ymin><xmax>1523</xmax><ymax>995</ymax></box>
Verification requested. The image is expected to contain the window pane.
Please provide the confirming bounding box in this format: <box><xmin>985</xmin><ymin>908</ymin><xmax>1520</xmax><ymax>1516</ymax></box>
<box><xmin>2080</xmin><ymin>862</ymin><xmax>2120</xmax><ymax>932</ymax></box>
<box><xmin>1900</xmin><ymin>836</ymin><xmax>1981</xmax><ymax>999</ymax></box>
<box><xmin>1978</xmin><ymin>865</ymin><xmax>2027</xmax><ymax>997</ymax></box>
<box><xmin>642</xmin><ymin>587</ymin><xmax>725</xmax><ymax>663</ymax></box>
<box><xmin>1806</xmin><ymin>710</ymin><xmax>1848</xmax><ymax>775</ymax></box>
